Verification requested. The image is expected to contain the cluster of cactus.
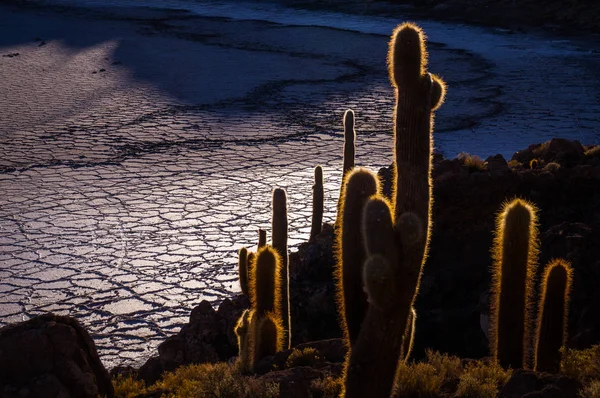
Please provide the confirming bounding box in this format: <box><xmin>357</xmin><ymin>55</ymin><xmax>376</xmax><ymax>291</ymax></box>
<box><xmin>490</xmin><ymin>198</ymin><xmax>573</xmax><ymax>372</ymax></box>
<box><xmin>335</xmin><ymin>23</ymin><xmax>446</xmax><ymax>397</ymax></box>
<box><xmin>235</xmin><ymin>189</ymin><xmax>292</xmax><ymax>371</ymax></box>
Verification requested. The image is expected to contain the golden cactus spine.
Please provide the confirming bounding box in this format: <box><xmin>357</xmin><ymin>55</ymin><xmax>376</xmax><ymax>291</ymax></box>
<box><xmin>490</xmin><ymin>198</ymin><xmax>539</xmax><ymax>370</ymax></box>
<box><xmin>335</xmin><ymin>109</ymin><xmax>356</xmax><ymax>229</ymax></box>
<box><xmin>310</xmin><ymin>166</ymin><xmax>324</xmax><ymax>242</ymax></box>
<box><xmin>272</xmin><ymin>188</ymin><xmax>291</xmax><ymax>349</ymax></box>
<box><xmin>335</xmin><ymin>168</ymin><xmax>379</xmax><ymax>345</ymax></box>
<box><xmin>403</xmin><ymin>307</ymin><xmax>417</xmax><ymax>362</ymax></box>
<box><xmin>253</xmin><ymin>312</ymin><xmax>284</xmax><ymax>364</ymax></box>
<box><xmin>343</xmin><ymin>23</ymin><xmax>445</xmax><ymax>398</ymax></box>
<box><xmin>534</xmin><ymin>259</ymin><xmax>573</xmax><ymax>372</ymax></box>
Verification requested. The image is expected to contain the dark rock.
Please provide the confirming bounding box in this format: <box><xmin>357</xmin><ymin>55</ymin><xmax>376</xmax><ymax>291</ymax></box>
<box><xmin>486</xmin><ymin>154</ymin><xmax>509</xmax><ymax>176</ymax></box>
<box><xmin>0</xmin><ymin>313</ymin><xmax>113</xmax><ymax>398</ymax></box>
<box><xmin>258</xmin><ymin>367</ymin><xmax>329</xmax><ymax>398</ymax></box>
<box><xmin>499</xmin><ymin>369</ymin><xmax>580</xmax><ymax>398</ymax></box>
<box><xmin>138</xmin><ymin>298</ymin><xmax>248</xmax><ymax>385</ymax></box>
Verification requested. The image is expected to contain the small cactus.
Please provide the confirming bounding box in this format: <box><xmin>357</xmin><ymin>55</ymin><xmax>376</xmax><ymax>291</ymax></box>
<box><xmin>335</xmin><ymin>168</ymin><xmax>379</xmax><ymax>345</ymax></box>
<box><xmin>490</xmin><ymin>198</ymin><xmax>539</xmax><ymax>369</ymax></box>
<box><xmin>238</xmin><ymin>247</ymin><xmax>249</xmax><ymax>296</ymax></box>
<box><xmin>258</xmin><ymin>229</ymin><xmax>267</xmax><ymax>248</ymax></box>
<box><xmin>272</xmin><ymin>188</ymin><xmax>291</xmax><ymax>349</ymax></box>
<box><xmin>343</xmin><ymin>22</ymin><xmax>445</xmax><ymax>398</ymax></box>
<box><xmin>234</xmin><ymin>309</ymin><xmax>252</xmax><ymax>373</ymax></box>
<box><xmin>335</xmin><ymin>110</ymin><xmax>357</xmax><ymax>229</ymax></box>
<box><xmin>310</xmin><ymin>166</ymin><xmax>324</xmax><ymax>242</ymax></box>
<box><xmin>534</xmin><ymin>259</ymin><xmax>573</xmax><ymax>372</ymax></box>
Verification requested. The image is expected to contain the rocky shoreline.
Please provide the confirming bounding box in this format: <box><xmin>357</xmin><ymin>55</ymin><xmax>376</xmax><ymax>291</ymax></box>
<box><xmin>3</xmin><ymin>138</ymin><xmax>597</xmax><ymax>397</ymax></box>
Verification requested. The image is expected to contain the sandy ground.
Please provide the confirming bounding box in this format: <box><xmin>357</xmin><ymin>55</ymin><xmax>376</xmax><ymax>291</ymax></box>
<box><xmin>0</xmin><ymin>2</ymin><xmax>598</xmax><ymax>368</ymax></box>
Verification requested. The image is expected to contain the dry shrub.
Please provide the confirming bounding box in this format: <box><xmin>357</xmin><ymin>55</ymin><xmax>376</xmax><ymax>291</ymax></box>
<box><xmin>544</xmin><ymin>162</ymin><xmax>561</xmax><ymax>172</ymax></box>
<box><xmin>286</xmin><ymin>347</ymin><xmax>321</xmax><ymax>369</ymax></box>
<box><xmin>584</xmin><ymin>146</ymin><xmax>600</xmax><ymax>158</ymax></box>
<box><xmin>580</xmin><ymin>380</ymin><xmax>600</xmax><ymax>398</ymax></box>
<box><xmin>425</xmin><ymin>349</ymin><xmax>462</xmax><ymax>380</ymax></box>
<box><xmin>455</xmin><ymin>360</ymin><xmax>511</xmax><ymax>398</ymax></box>
<box><xmin>310</xmin><ymin>376</ymin><xmax>343</xmax><ymax>398</ymax></box>
<box><xmin>392</xmin><ymin>362</ymin><xmax>446</xmax><ymax>398</ymax></box>
<box><xmin>154</xmin><ymin>362</ymin><xmax>279</xmax><ymax>398</ymax></box>
<box><xmin>457</xmin><ymin>152</ymin><xmax>487</xmax><ymax>172</ymax></box>
<box><xmin>561</xmin><ymin>346</ymin><xmax>600</xmax><ymax>383</ymax></box>
<box><xmin>113</xmin><ymin>374</ymin><xmax>148</xmax><ymax>398</ymax></box>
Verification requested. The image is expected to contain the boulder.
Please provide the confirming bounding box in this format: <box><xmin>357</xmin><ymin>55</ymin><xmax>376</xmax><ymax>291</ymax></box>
<box><xmin>499</xmin><ymin>369</ymin><xmax>581</xmax><ymax>398</ymax></box>
<box><xmin>0</xmin><ymin>313</ymin><xmax>113</xmax><ymax>398</ymax></box>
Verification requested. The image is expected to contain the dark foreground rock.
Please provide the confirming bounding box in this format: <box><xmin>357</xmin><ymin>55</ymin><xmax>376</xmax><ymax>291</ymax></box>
<box><xmin>0</xmin><ymin>313</ymin><xmax>114</xmax><ymax>398</ymax></box>
<box><xmin>500</xmin><ymin>369</ymin><xmax>581</xmax><ymax>398</ymax></box>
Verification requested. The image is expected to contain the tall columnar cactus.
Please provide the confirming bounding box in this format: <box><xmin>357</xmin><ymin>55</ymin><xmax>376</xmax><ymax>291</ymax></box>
<box><xmin>335</xmin><ymin>110</ymin><xmax>356</xmax><ymax>229</ymax></box>
<box><xmin>234</xmin><ymin>309</ymin><xmax>252</xmax><ymax>373</ymax></box>
<box><xmin>335</xmin><ymin>168</ymin><xmax>379</xmax><ymax>346</ymax></box>
<box><xmin>534</xmin><ymin>259</ymin><xmax>573</xmax><ymax>372</ymax></box>
<box><xmin>490</xmin><ymin>198</ymin><xmax>539</xmax><ymax>370</ymax></box>
<box><xmin>258</xmin><ymin>229</ymin><xmax>267</xmax><ymax>248</ymax></box>
<box><xmin>343</xmin><ymin>23</ymin><xmax>445</xmax><ymax>398</ymax></box>
<box><xmin>403</xmin><ymin>307</ymin><xmax>417</xmax><ymax>362</ymax></box>
<box><xmin>238</xmin><ymin>247</ymin><xmax>249</xmax><ymax>296</ymax></box>
<box><xmin>310</xmin><ymin>165</ymin><xmax>324</xmax><ymax>242</ymax></box>
<box><xmin>249</xmin><ymin>246</ymin><xmax>284</xmax><ymax>366</ymax></box>
<box><xmin>272</xmin><ymin>188</ymin><xmax>291</xmax><ymax>349</ymax></box>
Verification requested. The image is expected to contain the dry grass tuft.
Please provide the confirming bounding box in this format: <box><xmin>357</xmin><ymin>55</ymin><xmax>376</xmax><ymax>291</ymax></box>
<box><xmin>310</xmin><ymin>376</ymin><xmax>343</xmax><ymax>398</ymax></box>
<box><xmin>457</xmin><ymin>152</ymin><xmax>487</xmax><ymax>172</ymax></box>
<box><xmin>285</xmin><ymin>347</ymin><xmax>321</xmax><ymax>369</ymax></box>
<box><xmin>455</xmin><ymin>359</ymin><xmax>511</xmax><ymax>398</ymax></box>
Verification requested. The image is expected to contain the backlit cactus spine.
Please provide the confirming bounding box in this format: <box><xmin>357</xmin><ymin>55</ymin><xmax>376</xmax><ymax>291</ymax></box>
<box><xmin>534</xmin><ymin>259</ymin><xmax>573</xmax><ymax>372</ymax></box>
<box><xmin>310</xmin><ymin>166</ymin><xmax>324</xmax><ymax>242</ymax></box>
<box><xmin>490</xmin><ymin>198</ymin><xmax>539</xmax><ymax>370</ymax></box>
<box><xmin>272</xmin><ymin>188</ymin><xmax>291</xmax><ymax>350</ymax></box>
<box><xmin>403</xmin><ymin>307</ymin><xmax>417</xmax><ymax>362</ymax></box>
<box><xmin>335</xmin><ymin>168</ymin><xmax>379</xmax><ymax>345</ymax></box>
<box><xmin>343</xmin><ymin>23</ymin><xmax>446</xmax><ymax>398</ymax></box>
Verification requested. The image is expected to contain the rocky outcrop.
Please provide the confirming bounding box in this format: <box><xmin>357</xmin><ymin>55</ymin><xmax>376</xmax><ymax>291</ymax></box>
<box><xmin>500</xmin><ymin>369</ymin><xmax>581</xmax><ymax>398</ymax></box>
<box><xmin>0</xmin><ymin>313</ymin><xmax>113</xmax><ymax>398</ymax></box>
<box><xmin>138</xmin><ymin>295</ymin><xmax>249</xmax><ymax>385</ymax></box>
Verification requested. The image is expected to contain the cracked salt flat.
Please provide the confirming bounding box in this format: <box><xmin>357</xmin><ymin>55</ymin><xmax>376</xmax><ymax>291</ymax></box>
<box><xmin>0</xmin><ymin>1</ymin><xmax>599</xmax><ymax>368</ymax></box>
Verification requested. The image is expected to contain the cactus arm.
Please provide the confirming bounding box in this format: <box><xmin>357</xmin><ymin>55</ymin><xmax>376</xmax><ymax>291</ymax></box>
<box><xmin>258</xmin><ymin>229</ymin><xmax>267</xmax><ymax>248</ymax></box>
<box><xmin>335</xmin><ymin>168</ymin><xmax>379</xmax><ymax>346</ymax></box>
<box><xmin>335</xmin><ymin>110</ymin><xmax>357</xmax><ymax>229</ymax></box>
<box><xmin>234</xmin><ymin>309</ymin><xmax>252</xmax><ymax>373</ymax></box>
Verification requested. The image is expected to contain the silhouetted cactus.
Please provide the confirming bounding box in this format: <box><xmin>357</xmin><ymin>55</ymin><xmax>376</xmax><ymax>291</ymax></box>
<box><xmin>310</xmin><ymin>166</ymin><xmax>324</xmax><ymax>242</ymax></box>
<box><xmin>403</xmin><ymin>307</ymin><xmax>417</xmax><ymax>362</ymax></box>
<box><xmin>335</xmin><ymin>110</ymin><xmax>356</xmax><ymax>229</ymax></box>
<box><xmin>258</xmin><ymin>229</ymin><xmax>267</xmax><ymax>248</ymax></box>
<box><xmin>234</xmin><ymin>309</ymin><xmax>252</xmax><ymax>372</ymax></box>
<box><xmin>490</xmin><ymin>198</ymin><xmax>539</xmax><ymax>369</ymax></box>
<box><xmin>343</xmin><ymin>23</ymin><xmax>445</xmax><ymax>398</ymax></box>
<box><xmin>251</xmin><ymin>246</ymin><xmax>281</xmax><ymax>317</ymax></box>
<box><xmin>272</xmin><ymin>188</ymin><xmax>291</xmax><ymax>349</ymax></box>
<box><xmin>335</xmin><ymin>168</ymin><xmax>379</xmax><ymax>346</ymax></box>
<box><xmin>238</xmin><ymin>247</ymin><xmax>249</xmax><ymax>296</ymax></box>
<box><xmin>534</xmin><ymin>259</ymin><xmax>573</xmax><ymax>372</ymax></box>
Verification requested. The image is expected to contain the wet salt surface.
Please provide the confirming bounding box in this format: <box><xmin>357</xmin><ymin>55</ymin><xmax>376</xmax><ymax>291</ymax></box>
<box><xmin>0</xmin><ymin>1</ymin><xmax>599</xmax><ymax>368</ymax></box>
